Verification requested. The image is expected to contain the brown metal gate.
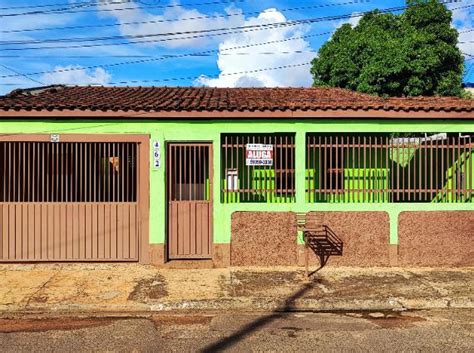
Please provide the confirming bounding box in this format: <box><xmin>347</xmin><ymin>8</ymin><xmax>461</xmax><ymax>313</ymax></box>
<box><xmin>167</xmin><ymin>143</ymin><xmax>213</xmax><ymax>259</ymax></box>
<box><xmin>0</xmin><ymin>134</ymin><xmax>149</xmax><ymax>262</ymax></box>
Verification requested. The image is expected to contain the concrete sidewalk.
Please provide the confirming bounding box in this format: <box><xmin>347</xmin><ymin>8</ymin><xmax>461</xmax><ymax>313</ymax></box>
<box><xmin>0</xmin><ymin>264</ymin><xmax>472</xmax><ymax>315</ymax></box>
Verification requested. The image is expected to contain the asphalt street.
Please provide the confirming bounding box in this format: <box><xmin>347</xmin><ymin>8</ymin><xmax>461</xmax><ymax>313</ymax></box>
<box><xmin>0</xmin><ymin>309</ymin><xmax>473</xmax><ymax>352</ymax></box>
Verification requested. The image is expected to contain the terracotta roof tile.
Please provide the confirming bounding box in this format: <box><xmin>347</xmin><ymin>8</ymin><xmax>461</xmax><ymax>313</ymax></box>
<box><xmin>0</xmin><ymin>85</ymin><xmax>473</xmax><ymax>115</ymax></box>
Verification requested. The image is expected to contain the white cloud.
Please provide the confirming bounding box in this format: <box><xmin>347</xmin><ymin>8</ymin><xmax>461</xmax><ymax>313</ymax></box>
<box><xmin>450</xmin><ymin>5</ymin><xmax>474</xmax><ymax>58</ymax></box>
<box><xmin>41</xmin><ymin>65</ymin><xmax>111</xmax><ymax>85</ymax></box>
<box><xmin>233</xmin><ymin>75</ymin><xmax>266</xmax><ymax>87</ymax></box>
<box><xmin>333</xmin><ymin>11</ymin><xmax>362</xmax><ymax>31</ymax></box>
<box><xmin>195</xmin><ymin>9</ymin><xmax>315</xmax><ymax>88</ymax></box>
<box><xmin>96</xmin><ymin>0</ymin><xmax>245</xmax><ymax>48</ymax></box>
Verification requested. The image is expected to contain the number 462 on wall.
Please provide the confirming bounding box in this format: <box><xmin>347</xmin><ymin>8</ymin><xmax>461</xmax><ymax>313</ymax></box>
<box><xmin>153</xmin><ymin>140</ymin><xmax>161</xmax><ymax>168</ymax></box>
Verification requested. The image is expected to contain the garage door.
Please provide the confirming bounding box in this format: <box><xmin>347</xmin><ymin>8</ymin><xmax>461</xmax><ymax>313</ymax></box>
<box><xmin>0</xmin><ymin>134</ymin><xmax>149</xmax><ymax>262</ymax></box>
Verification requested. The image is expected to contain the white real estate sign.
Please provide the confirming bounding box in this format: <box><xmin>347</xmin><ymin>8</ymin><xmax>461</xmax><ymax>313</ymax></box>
<box><xmin>245</xmin><ymin>144</ymin><xmax>273</xmax><ymax>166</ymax></box>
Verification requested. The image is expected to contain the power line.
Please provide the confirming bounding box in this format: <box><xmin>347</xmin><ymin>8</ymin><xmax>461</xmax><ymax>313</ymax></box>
<box><xmin>0</xmin><ymin>0</ymin><xmax>114</xmax><ymax>16</ymax></box>
<box><xmin>0</xmin><ymin>0</ymin><xmax>247</xmax><ymax>17</ymax></box>
<box><xmin>0</xmin><ymin>1</ymin><xmax>366</xmax><ymax>34</ymax></box>
<box><xmin>0</xmin><ymin>55</ymin><xmax>158</xmax><ymax>59</ymax></box>
<box><xmin>0</xmin><ymin>64</ymin><xmax>45</xmax><ymax>85</ymax></box>
<box><xmin>0</xmin><ymin>0</ymin><xmax>97</xmax><ymax>10</ymax></box>
<box><xmin>0</xmin><ymin>0</ymin><xmax>465</xmax><ymax>18</ymax></box>
<box><xmin>0</xmin><ymin>62</ymin><xmax>312</xmax><ymax>87</ymax></box>
<box><xmin>0</xmin><ymin>5</ymin><xmax>414</xmax><ymax>51</ymax></box>
<box><xmin>2</xmin><ymin>2</ymin><xmax>473</xmax><ymax>51</ymax></box>
<box><xmin>0</xmin><ymin>27</ymin><xmax>307</xmax><ymax>51</ymax></box>
<box><xmin>82</xmin><ymin>52</ymin><xmax>474</xmax><ymax>85</ymax></box>
<box><xmin>1</xmin><ymin>2</ymin><xmax>471</xmax><ymax>86</ymax></box>
<box><xmin>1</xmin><ymin>28</ymin><xmax>472</xmax><ymax>58</ymax></box>
<box><xmin>1</xmin><ymin>15</ymin><xmax>473</xmax><ymax>78</ymax></box>
<box><xmin>0</xmin><ymin>0</ymin><xmax>137</xmax><ymax>11</ymax></box>
<box><xmin>0</xmin><ymin>3</ymin><xmax>420</xmax><ymax>46</ymax></box>
<box><xmin>4</xmin><ymin>51</ymin><xmax>473</xmax><ymax>88</ymax></box>
<box><xmin>0</xmin><ymin>19</ymin><xmax>323</xmax><ymax>46</ymax></box>
<box><xmin>109</xmin><ymin>62</ymin><xmax>312</xmax><ymax>84</ymax></box>
<box><xmin>0</xmin><ymin>50</ymin><xmax>316</xmax><ymax>62</ymax></box>
<box><xmin>0</xmin><ymin>50</ymin><xmax>315</xmax><ymax>59</ymax></box>
<box><xmin>0</xmin><ymin>31</ymin><xmax>331</xmax><ymax>78</ymax></box>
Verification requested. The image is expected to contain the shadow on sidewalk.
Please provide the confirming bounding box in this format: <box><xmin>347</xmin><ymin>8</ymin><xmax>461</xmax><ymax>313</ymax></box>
<box><xmin>200</xmin><ymin>280</ymin><xmax>315</xmax><ymax>353</ymax></box>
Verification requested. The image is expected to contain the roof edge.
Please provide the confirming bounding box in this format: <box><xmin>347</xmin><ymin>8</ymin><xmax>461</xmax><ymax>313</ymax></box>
<box><xmin>0</xmin><ymin>108</ymin><xmax>472</xmax><ymax>119</ymax></box>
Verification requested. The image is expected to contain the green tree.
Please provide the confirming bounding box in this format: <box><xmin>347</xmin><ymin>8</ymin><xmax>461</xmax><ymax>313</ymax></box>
<box><xmin>311</xmin><ymin>0</ymin><xmax>465</xmax><ymax>97</ymax></box>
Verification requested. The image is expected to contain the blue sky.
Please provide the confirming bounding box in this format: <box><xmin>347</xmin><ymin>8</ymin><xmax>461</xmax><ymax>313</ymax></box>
<box><xmin>0</xmin><ymin>0</ymin><xmax>473</xmax><ymax>94</ymax></box>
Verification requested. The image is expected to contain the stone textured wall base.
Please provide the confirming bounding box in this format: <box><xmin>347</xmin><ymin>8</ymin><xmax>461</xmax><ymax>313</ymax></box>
<box><xmin>231</xmin><ymin>212</ymin><xmax>297</xmax><ymax>266</ymax></box>
<box><xmin>302</xmin><ymin>211</ymin><xmax>391</xmax><ymax>267</ymax></box>
<box><xmin>213</xmin><ymin>244</ymin><xmax>231</xmax><ymax>268</ymax></box>
<box><xmin>149</xmin><ymin>244</ymin><xmax>165</xmax><ymax>265</ymax></box>
<box><xmin>151</xmin><ymin>210</ymin><xmax>473</xmax><ymax>269</ymax></box>
<box><xmin>398</xmin><ymin>211</ymin><xmax>474</xmax><ymax>267</ymax></box>
<box><xmin>389</xmin><ymin>244</ymin><xmax>399</xmax><ymax>266</ymax></box>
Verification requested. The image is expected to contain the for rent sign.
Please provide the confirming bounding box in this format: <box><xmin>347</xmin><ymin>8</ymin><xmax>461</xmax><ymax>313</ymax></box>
<box><xmin>245</xmin><ymin>144</ymin><xmax>273</xmax><ymax>166</ymax></box>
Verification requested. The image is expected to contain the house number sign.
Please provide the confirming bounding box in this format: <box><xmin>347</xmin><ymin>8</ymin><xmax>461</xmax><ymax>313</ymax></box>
<box><xmin>153</xmin><ymin>140</ymin><xmax>161</xmax><ymax>168</ymax></box>
<box><xmin>50</xmin><ymin>134</ymin><xmax>60</xmax><ymax>143</ymax></box>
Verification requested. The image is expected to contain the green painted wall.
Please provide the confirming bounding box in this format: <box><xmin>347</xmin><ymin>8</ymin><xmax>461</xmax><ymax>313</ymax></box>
<box><xmin>0</xmin><ymin>119</ymin><xmax>472</xmax><ymax>247</ymax></box>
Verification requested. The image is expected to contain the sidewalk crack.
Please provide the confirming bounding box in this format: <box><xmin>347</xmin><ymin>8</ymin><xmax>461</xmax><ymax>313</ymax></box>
<box><xmin>406</xmin><ymin>270</ymin><xmax>449</xmax><ymax>297</ymax></box>
<box><xmin>24</xmin><ymin>270</ymin><xmax>61</xmax><ymax>310</ymax></box>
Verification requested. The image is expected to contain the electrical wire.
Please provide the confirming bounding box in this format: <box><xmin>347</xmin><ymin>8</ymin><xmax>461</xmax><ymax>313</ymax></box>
<box><xmin>0</xmin><ymin>0</ymin><xmax>135</xmax><ymax>11</ymax></box>
<box><xmin>0</xmin><ymin>1</ymin><xmax>367</xmax><ymax>34</ymax></box>
<box><xmin>0</xmin><ymin>31</ymin><xmax>331</xmax><ymax>78</ymax></box>
<box><xmin>1</xmin><ymin>26</ymin><xmax>473</xmax><ymax>79</ymax></box>
<box><xmin>0</xmin><ymin>62</ymin><xmax>312</xmax><ymax>87</ymax></box>
<box><xmin>0</xmin><ymin>0</ymin><xmax>465</xmax><ymax>18</ymax></box>
<box><xmin>3</xmin><ymin>56</ymin><xmax>473</xmax><ymax>86</ymax></box>
<box><xmin>0</xmin><ymin>5</ymin><xmax>413</xmax><ymax>51</ymax></box>
<box><xmin>110</xmin><ymin>62</ymin><xmax>311</xmax><ymax>84</ymax></box>
<box><xmin>0</xmin><ymin>0</ymin><xmax>247</xmax><ymax>17</ymax></box>
<box><xmin>2</xmin><ymin>2</ymin><xmax>472</xmax><ymax>87</ymax></box>
<box><xmin>1</xmin><ymin>29</ymin><xmax>472</xmax><ymax>58</ymax></box>
<box><xmin>0</xmin><ymin>2</ymin><xmax>387</xmax><ymax>46</ymax></box>
<box><xmin>2</xmin><ymin>3</ymin><xmax>473</xmax><ymax>51</ymax></box>
<box><xmin>0</xmin><ymin>65</ymin><xmax>45</xmax><ymax>85</ymax></box>
<box><xmin>105</xmin><ymin>56</ymin><xmax>474</xmax><ymax>85</ymax></box>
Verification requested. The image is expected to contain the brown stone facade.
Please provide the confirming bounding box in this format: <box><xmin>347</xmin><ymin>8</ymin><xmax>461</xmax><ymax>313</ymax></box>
<box><xmin>231</xmin><ymin>212</ymin><xmax>297</xmax><ymax>266</ymax></box>
<box><xmin>153</xmin><ymin>210</ymin><xmax>473</xmax><ymax>268</ymax></box>
<box><xmin>398</xmin><ymin>211</ymin><xmax>474</xmax><ymax>267</ymax></box>
<box><xmin>230</xmin><ymin>211</ymin><xmax>390</xmax><ymax>267</ymax></box>
<box><xmin>297</xmin><ymin>212</ymin><xmax>391</xmax><ymax>267</ymax></box>
<box><xmin>213</xmin><ymin>244</ymin><xmax>231</xmax><ymax>268</ymax></box>
<box><xmin>149</xmin><ymin>244</ymin><xmax>165</xmax><ymax>265</ymax></box>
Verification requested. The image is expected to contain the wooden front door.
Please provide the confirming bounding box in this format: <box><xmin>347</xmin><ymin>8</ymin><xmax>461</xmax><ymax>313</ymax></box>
<box><xmin>167</xmin><ymin>143</ymin><xmax>213</xmax><ymax>259</ymax></box>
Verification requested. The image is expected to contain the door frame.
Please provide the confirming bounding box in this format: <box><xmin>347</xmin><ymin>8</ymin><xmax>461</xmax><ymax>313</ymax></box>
<box><xmin>165</xmin><ymin>141</ymin><xmax>214</xmax><ymax>260</ymax></box>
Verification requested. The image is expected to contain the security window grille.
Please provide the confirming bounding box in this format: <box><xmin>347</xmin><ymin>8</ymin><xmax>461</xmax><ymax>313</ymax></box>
<box><xmin>221</xmin><ymin>133</ymin><xmax>295</xmax><ymax>203</ymax></box>
<box><xmin>0</xmin><ymin>142</ymin><xmax>137</xmax><ymax>202</ymax></box>
<box><xmin>306</xmin><ymin>133</ymin><xmax>473</xmax><ymax>203</ymax></box>
<box><xmin>167</xmin><ymin>144</ymin><xmax>211</xmax><ymax>201</ymax></box>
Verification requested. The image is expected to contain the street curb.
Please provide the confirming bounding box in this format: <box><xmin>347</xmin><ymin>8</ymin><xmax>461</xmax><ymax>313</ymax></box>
<box><xmin>0</xmin><ymin>296</ymin><xmax>472</xmax><ymax>317</ymax></box>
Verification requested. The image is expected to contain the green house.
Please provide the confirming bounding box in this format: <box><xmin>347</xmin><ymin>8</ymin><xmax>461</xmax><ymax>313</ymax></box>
<box><xmin>0</xmin><ymin>86</ymin><xmax>472</xmax><ymax>268</ymax></box>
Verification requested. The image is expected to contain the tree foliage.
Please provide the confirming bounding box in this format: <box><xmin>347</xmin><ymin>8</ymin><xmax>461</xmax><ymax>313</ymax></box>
<box><xmin>311</xmin><ymin>0</ymin><xmax>465</xmax><ymax>97</ymax></box>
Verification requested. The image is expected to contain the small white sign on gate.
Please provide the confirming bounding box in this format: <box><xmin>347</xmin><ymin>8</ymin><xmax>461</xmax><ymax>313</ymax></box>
<box><xmin>50</xmin><ymin>134</ymin><xmax>60</xmax><ymax>143</ymax></box>
<box><xmin>245</xmin><ymin>143</ymin><xmax>273</xmax><ymax>166</ymax></box>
